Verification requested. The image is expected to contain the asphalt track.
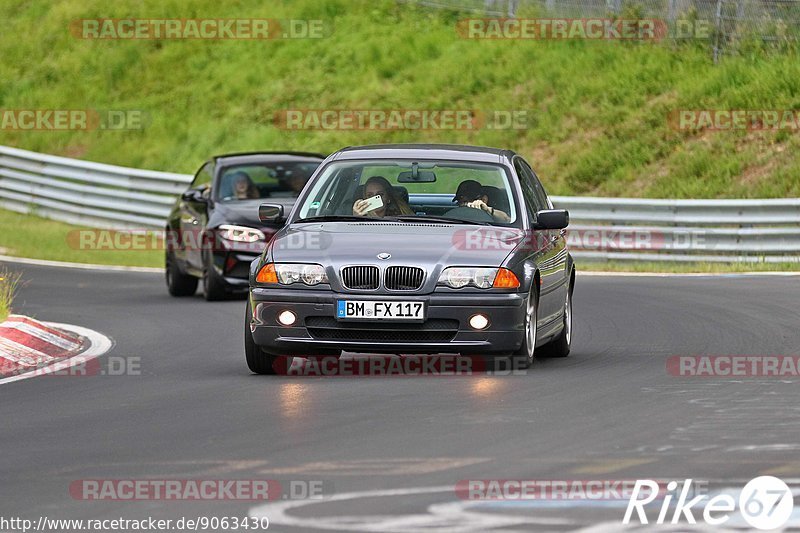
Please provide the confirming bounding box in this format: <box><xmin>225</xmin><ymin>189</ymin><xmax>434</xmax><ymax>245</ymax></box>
<box><xmin>2</xmin><ymin>262</ymin><xmax>800</xmax><ymax>531</ymax></box>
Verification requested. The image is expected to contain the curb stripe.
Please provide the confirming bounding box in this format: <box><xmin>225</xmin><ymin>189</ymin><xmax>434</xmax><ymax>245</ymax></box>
<box><xmin>0</xmin><ymin>315</ymin><xmax>87</xmax><ymax>377</ymax></box>
<box><xmin>5</xmin><ymin>314</ymin><xmax>87</xmax><ymax>343</ymax></box>
<box><xmin>0</xmin><ymin>337</ymin><xmax>53</xmax><ymax>366</ymax></box>
<box><xmin>0</xmin><ymin>322</ymin><xmax>114</xmax><ymax>386</ymax></box>
<box><xmin>0</xmin><ymin>321</ymin><xmax>83</xmax><ymax>351</ymax></box>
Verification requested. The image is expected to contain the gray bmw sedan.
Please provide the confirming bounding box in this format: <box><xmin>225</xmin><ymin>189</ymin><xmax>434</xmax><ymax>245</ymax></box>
<box><xmin>245</xmin><ymin>144</ymin><xmax>574</xmax><ymax>374</ymax></box>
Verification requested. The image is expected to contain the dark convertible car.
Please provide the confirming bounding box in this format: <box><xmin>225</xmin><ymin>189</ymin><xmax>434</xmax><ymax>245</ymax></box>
<box><xmin>245</xmin><ymin>144</ymin><xmax>574</xmax><ymax>373</ymax></box>
<box><xmin>165</xmin><ymin>152</ymin><xmax>324</xmax><ymax>300</ymax></box>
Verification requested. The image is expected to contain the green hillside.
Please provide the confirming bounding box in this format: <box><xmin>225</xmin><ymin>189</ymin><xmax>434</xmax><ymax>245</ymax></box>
<box><xmin>1</xmin><ymin>0</ymin><xmax>799</xmax><ymax>198</ymax></box>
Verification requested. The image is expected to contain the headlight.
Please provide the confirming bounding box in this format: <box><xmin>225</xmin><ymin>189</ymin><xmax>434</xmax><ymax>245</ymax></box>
<box><xmin>300</xmin><ymin>264</ymin><xmax>326</xmax><ymax>285</ymax></box>
<box><xmin>256</xmin><ymin>263</ymin><xmax>328</xmax><ymax>286</ymax></box>
<box><xmin>442</xmin><ymin>268</ymin><xmax>474</xmax><ymax>288</ymax></box>
<box><xmin>472</xmin><ymin>268</ymin><xmax>497</xmax><ymax>289</ymax></box>
<box><xmin>218</xmin><ymin>225</ymin><xmax>265</xmax><ymax>243</ymax></box>
<box><xmin>437</xmin><ymin>267</ymin><xmax>520</xmax><ymax>289</ymax></box>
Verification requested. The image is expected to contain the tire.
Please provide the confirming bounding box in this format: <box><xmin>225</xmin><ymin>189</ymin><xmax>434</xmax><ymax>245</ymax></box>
<box><xmin>509</xmin><ymin>288</ymin><xmax>538</xmax><ymax>370</ymax></box>
<box><xmin>244</xmin><ymin>301</ymin><xmax>286</xmax><ymax>375</ymax></box>
<box><xmin>203</xmin><ymin>253</ymin><xmax>228</xmax><ymax>301</ymax></box>
<box><xmin>165</xmin><ymin>251</ymin><xmax>198</xmax><ymax>297</ymax></box>
<box><xmin>542</xmin><ymin>283</ymin><xmax>573</xmax><ymax>358</ymax></box>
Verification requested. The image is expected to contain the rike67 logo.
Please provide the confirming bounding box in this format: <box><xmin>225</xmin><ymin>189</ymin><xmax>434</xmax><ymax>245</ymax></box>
<box><xmin>623</xmin><ymin>476</ymin><xmax>794</xmax><ymax>529</ymax></box>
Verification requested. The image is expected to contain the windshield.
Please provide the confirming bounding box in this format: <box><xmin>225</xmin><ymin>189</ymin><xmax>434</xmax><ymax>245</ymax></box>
<box><xmin>295</xmin><ymin>160</ymin><xmax>518</xmax><ymax>226</ymax></box>
<box><xmin>216</xmin><ymin>162</ymin><xmax>320</xmax><ymax>201</ymax></box>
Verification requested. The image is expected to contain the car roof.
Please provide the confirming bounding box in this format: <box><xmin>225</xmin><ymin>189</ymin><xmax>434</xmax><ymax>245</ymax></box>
<box><xmin>213</xmin><ymin>152</ymin><xmax>326</xmax><ymax>166</ymax></box>
<box><xmin>330</xmin><ymin>144</ymin><xmax>517</xmax><ymax>164</ymax></box>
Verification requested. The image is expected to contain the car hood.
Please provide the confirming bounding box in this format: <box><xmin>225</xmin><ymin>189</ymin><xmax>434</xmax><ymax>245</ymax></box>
<box><xmin>270</xmin><ymin>221</ymin><xmax>524</xmax><ymax>267</ymax></box>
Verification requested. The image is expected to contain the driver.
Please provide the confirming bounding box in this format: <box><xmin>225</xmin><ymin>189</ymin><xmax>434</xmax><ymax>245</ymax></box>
<box><xmin>230</xmin><ymin>171</ymin><xmax>260</xmax><ymax>200</ymax></box>
<box><xmin>453</xmin><ymin>180</ymin><xmax>511</xmax><ymax>222</ymax></box>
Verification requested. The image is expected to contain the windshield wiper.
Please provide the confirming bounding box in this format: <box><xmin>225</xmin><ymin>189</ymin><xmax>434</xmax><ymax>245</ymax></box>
<box><xmin>294</xmin><ymin>215</ymin><xmax>377</xmax><ymax>223</ymax></box>
<box><xmin>385</xmin><ymin>215</ymin><xmax>492</xmax><ymax>226</ymax></box>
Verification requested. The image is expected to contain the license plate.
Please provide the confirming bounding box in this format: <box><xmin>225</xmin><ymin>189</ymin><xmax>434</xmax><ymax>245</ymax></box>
<box><xmin>336</xmin><ymin>300</ymin><xmax>425</xmax><ymax>320</ymax></box>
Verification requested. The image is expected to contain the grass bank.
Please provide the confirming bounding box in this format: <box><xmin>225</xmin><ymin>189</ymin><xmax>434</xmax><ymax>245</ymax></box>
<box><xmin>0</xmin><ymin>0</ymin><xmax>799</xmax><ymax>198</ymax></box>
<box><xmin>0</xmin><ymin>208</ymin><xmax>162</xmax><ymax>268</ymax></box>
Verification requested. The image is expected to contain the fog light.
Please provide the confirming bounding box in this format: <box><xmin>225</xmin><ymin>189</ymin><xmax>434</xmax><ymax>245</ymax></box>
<box><xmin>277</xmin><ymin>310</ymin><xmax>297</xmax><ymax>326</ymax></box>
<box><xmin>469</xmin><ymin>314</ymin><xmax>489</xmax><ymax>330</ymax></box>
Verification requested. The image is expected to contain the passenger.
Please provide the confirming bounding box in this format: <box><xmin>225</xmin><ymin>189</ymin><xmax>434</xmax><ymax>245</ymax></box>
<box><xmin>230</xmin><ymin>171</ymin><xmax>260</xmax><ymax>200</ymax></box>
<box><xmin>453</xmin><ymin>180</ymin><xmax>511</xmax><ymax>222</ymax></box>
<box><xmin>278</xmin><ymin>168</ymin><xmax>310</xmax><ymax>196</ymax></box>
<box><xmin>287</xmin><ymin>173</ymin><xmax>308</xmax><ymax>195</ymax></box>
<box><xmin>479</xmin><ymin>185</ymin><xmax>512</xmax><ymax>222</ymax></box>
<box><xmin>352</xmin><ymin>176</ymin><xmax>414</xmax><ymax>217</ymax></box>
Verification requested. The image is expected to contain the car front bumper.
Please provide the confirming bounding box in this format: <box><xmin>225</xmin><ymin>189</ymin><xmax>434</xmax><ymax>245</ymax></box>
<box><xmin>249</xmin><ymin>287</ymin><xmax>527</xmax><ymax>355</ymax></box>
<box><xmin>209</xmin><ymin>251</ymin><xmax>260</xmax><ymax>291</ymax></box>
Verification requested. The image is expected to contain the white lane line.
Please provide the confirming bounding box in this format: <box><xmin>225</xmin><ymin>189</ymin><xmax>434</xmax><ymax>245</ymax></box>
<box><xmin>249</xmin><ymin>486</ymin><xmax>577</xmax><ymax>532</ymax></box>
<box><xmin>0</xmin><ymin>322</ymin><xmax>114</xmax><ymax>386</ymax></box>
<box><xmin>0</xmin><ymin>254</ymin><xmax>162</xmax><ymax>273</ymax></box>
<box><xmin>250</xmin><ymin>482</ymin><xmax>800</xmax><ymax>532</ymax></box>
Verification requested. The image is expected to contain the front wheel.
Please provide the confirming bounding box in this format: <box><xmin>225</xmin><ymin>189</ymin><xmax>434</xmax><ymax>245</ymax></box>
<box><xmin>542</xmin><ymin>285</ymin><xmax>572</xmax><ymax>358</ymax></box>
<box><xmin>203</xmin><ymin>253</ymin><xmax>228</xmax><ymax>301</ymax></box>
<box><xmin>509</xmin><ymin>289</ymin><xmax>538</xmax><ymax>369</ymax></box>
<box><xmin>165</xmin><ymin>251</ymin><xmax>198</xmax><ymax>297</ymax></box>
<box><xmin>244</xmin><ymin>301</ymin><xmax>286</xmax><ymax>375</ymax></box>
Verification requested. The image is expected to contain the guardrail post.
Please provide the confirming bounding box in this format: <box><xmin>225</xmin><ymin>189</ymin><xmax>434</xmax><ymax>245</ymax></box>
<box><xmin>713</xmin><ymin>0</ymin><xmax>724</xmax><ymax>63</ymax></box>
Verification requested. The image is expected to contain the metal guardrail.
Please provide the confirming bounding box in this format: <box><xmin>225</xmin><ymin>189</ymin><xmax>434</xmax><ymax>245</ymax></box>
<box><xmin>564</xmin><ymin>225</ymin><xmax>800</xmax><ymax>262</ymax></box>
<box><xmin>550</xmin><ymin>196</ymin><xmax>800</xmax><ymax>262</ymax></box>
<box><xmin>0</xmin><ymin>144</ymin><xmax>798</xmax><ymax>263</ymax></box>
<box><xmin>0</xmin><ymin>145</ymin><xmax>191</xmax><ymax>229</ymax></box>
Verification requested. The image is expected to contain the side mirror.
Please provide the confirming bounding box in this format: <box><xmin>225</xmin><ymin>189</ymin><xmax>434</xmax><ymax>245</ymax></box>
<box><xmin>534</xmin><ymin>209</ymin><xmax>569</xmax><ymax>230</ymax></box>
<box><xmin>181</xmin><ymin>188</ymin><xmax>208</xmax><ymax>203</ymax></box>
<box><xmin>259</xmin><ymin>203</ymin><xmax>285</xmax><ymax>223</ymax></box>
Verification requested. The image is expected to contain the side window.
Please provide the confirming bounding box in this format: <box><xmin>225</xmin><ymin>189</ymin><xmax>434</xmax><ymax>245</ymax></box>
<box><xmin>521</xmin><ymin>160</ymin><xmax>550</xmax><ymax>210</ymax></box>
<box><xmin>513</xmin><ymin>158</ymin><xmax>543</xmax><ymax>220</ymax></box>
<box><xmin>191</xmin><ymin>163</ymin><xmax>214</xmax><ymax>189</ymax></box>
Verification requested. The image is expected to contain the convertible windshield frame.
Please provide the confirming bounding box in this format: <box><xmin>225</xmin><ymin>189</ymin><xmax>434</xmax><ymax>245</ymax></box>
<box><xmin>288</xmin><ymin>158</ymin><xmax>523</xmax><ymax>228</ymax></box>
<box><xmin>215</xmin><ymin>161</ymin><xmax>319</xmax><ymax>202</ymax></box>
